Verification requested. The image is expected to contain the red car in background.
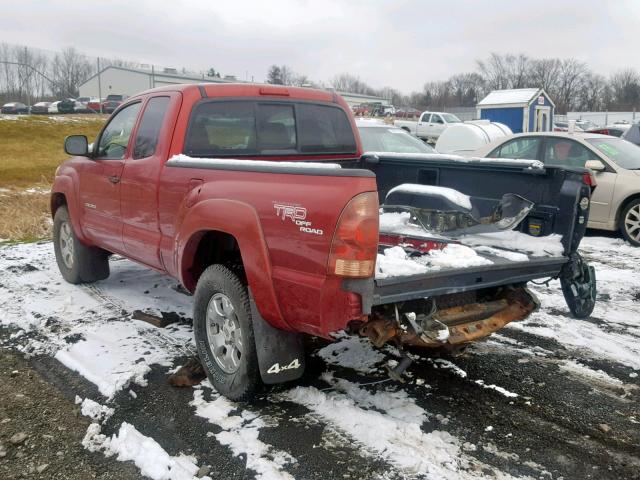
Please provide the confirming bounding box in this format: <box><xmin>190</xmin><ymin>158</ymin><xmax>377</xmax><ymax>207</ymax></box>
<box><xmin>394</xmin><ymin>107</ymin><xmax>421</xmax><ymax>119</ymax></box>
<box><xmin>352</xmin><ymin>104</ymin><xmax>370</xmax><ymax>116</ymax></box>
<box><xmin>101</xmin><ymin>94</ymin><xmax>128</xmax><ymax>114</ymax></box>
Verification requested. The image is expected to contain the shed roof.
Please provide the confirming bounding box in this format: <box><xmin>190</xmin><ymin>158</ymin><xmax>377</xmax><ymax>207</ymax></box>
<box><xmin>478</xmin><ymin>88</ymin><xmax>541</xmax><ymax>107</ymax></box>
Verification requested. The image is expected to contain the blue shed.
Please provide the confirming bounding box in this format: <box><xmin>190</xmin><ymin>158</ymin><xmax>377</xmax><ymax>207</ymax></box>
<box><xmin>476</xmin><ymin>88</ymin><xmax>555</xmax><ymax>134</ymax></box>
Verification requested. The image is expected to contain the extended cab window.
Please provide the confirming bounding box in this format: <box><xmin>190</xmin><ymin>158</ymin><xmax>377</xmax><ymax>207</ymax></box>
<box><xmin>431</xmin><ymin>114</ymin><xmax>444</xmax><ymax>124</ymax></box>
<box><xmin>96</xmin><ymin>102</ymin><xmax>141</xmax><ymax>159</ymax></box>
<box><xmin>133</xmin><ymin>96</ymin><xmax>170</xmax><ymax>159</ymax></box>
<box><xmin>184</xmin><ymin>101</ymin><xmax>356</xmax><ymax>156</ymax></box>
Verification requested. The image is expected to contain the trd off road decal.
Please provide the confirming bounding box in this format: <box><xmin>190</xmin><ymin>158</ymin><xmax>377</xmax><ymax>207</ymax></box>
<box><xmin>273</xmin><ymin>202</ymin><xmax>323</xmax><ymax>235</ymax></box>
<box><xmin>266</xmin><ymin>358</ymin><xmax>301</xmax><ymax>375</ymax></box>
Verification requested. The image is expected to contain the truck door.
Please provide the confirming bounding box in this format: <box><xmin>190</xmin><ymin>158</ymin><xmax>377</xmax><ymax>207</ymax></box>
<box><xmin>79</xmin><ymin>101</ymin><xmax>142</xmax><ymax>254</ymax></box>
<box><xmin>417</xmin><ymin>113</ymin><xmax>431</xmax><ymax>138</ymax></box>
<box><xmin>120</xmin><ymin>93</ymin><xmax>180</xmax><ymax>269</ymax></box>
<box><xmin>429</xmin><ymin>114</ymin><xmax>446</xmax><ymax>140</ymax></box>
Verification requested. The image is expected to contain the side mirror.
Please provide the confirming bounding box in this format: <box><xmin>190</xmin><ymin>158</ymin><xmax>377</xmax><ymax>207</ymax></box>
<box><xmin>585</xmin><ymin>159</ymin><xmax>605</xmax><ymax>172</ymax></box>
<box><xmin>64</xmin><ymin>135</ymin><xmax>89</xmax><ymax>156</ymax></box>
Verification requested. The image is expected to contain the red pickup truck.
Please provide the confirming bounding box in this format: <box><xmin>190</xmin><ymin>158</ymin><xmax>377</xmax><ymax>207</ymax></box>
<box><xmin>52</xmin><ymin>83</ymin><xmax>596</xmax><ymax>400</ymax></box>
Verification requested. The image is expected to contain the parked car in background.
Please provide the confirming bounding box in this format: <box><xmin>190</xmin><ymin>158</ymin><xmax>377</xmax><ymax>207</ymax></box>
<box><xmin>74</xmin><ymin>97</ymin><xmax>92</xmax><ymax>113</ymax></box>
<box><xmin>101</xmin><ymin>94</ymin><xmax>127</xmax><ymax>114</ymax></box>
<box><xmin>352</xmin><ymin>104</ymin><xmax>370</xmax><ymax>116</ymax></box>
<box><xmin>475</xmin><ymin>131</ymin><xmax>640</xmax><ymax>245</ymax></box>
<box><xmin>1</xmin><ymin>102</ymin><xmax>29</xmax><ymax>114</ymax></box>
<box><xmin>356</xmin><ymin>119</ymin><xmax>436</xmax><ymax>154</ymax></box>
<box><xmin>30</xmin><ymin>101</ymin><xmax>51</xmax><ymax>114</ymax></box>
<box><xmin>394</xmin><ymin>107</ymin><xmax>421</xmax><ymax>119</ymax></box>
<box><xmin>553</xmin><ymin>121</ymin><xmax>584</xmax><ymax>132</ymax></box>
<box><xmin>48</xmin><ymin>101</ymin><xmax>60</xmax><ymax>113</ymax></box>
<box><xmin>575</xmin><ymin>120</ymin><xmax>597</xmax><ymax>131</ymax></box>
<box><xmin>587</xmin><ymin>124</ymin><xmax>631</xmax><ymax>137</ymax></box>
<box><xmin>394</xmin><ymin>111</ymin><xmax>462</xmax><ymax>142</ymax></box>
<box><xmin>87</xmin><ymin>98</ymin><xmax>102</xmax><ymax>113</ymax></box>
<box><xmin>57</xmin><ymin>98</ymin><xmax>77</xmax><ymax>114</ymax></box>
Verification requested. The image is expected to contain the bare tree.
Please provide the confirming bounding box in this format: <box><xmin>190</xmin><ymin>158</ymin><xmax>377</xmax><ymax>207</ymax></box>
<box><xmin>554</xmin><ymin>59</ymin><xmax>588</xmax><ymax>113</ymax></box>
<box><xmin>331</xmin><ymin>73</ymin><xmax>375</xmax><ymax>95</ymax></box>
<box><xmin>610</xmin><ymin>69</ymin><xmax>640</xmax><ymax>110</ymax></box>
<box><xmin>50</xmin><ymin>47</ymin><xmax>93</xmax><ymax>98</ymax></box>
<box><xmin>528</xmin><ymin>58</ymin><xmax>561</xmax><ymax>93</ymax></box>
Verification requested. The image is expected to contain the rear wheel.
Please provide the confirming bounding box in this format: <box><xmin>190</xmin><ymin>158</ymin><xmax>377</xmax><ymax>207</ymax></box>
<box><xmin>53</xmin><ymin>206</ymin><xmax>109</xmax><ymax>284</ymax></box>
<box><xmin>620</xmin><ymin>199</ymin><xmax>640</xmax><ymax>247</ymax></box>
<box><xmin>194</xmin><ymin>264</ymin><xmax>261</xmax><ymax>401</ymax></box>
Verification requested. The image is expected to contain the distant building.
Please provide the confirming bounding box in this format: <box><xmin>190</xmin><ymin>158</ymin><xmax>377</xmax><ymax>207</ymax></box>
<box><xmin>79</xmin><ymin>66</ymin><xmax>390</xmax><ymax>108</ymax></box>
<box><xmin>78</xmin><ymin>65</ymin><xmax>230</xmax><ymax>98</ymax></box>
<box><xmin>477</xmin><ymin>88</ymin><xmax>555</xmax><ymax>133</ymax></box>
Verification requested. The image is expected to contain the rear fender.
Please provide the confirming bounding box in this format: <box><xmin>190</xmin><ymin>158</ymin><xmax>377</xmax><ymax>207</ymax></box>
<box><xmin>176</xmin><ymin>198</ymin><xmax>290</xmax><ymax>331</ymax></box>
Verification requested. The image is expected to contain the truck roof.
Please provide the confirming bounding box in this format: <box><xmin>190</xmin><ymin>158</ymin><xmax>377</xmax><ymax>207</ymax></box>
<box><xmin>132</xmin><ymin>83</ymin><xmax>339</xmax><ymax>104</ymax></box>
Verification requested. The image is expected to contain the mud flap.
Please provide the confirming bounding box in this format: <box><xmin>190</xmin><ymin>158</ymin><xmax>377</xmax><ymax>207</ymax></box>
<box><xmin>249</xmin><ymin>293</ymin><xmax>305</xmax><ymax>385</ymax></box>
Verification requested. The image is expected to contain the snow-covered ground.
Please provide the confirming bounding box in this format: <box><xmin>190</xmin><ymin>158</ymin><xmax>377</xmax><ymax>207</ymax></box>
<box><xmin>1</xmin><ymin>236</ymin><xmax>639</xmax><ymax>480</ymax></box>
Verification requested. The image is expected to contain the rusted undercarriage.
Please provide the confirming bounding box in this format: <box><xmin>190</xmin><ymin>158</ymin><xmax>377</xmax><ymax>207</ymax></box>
<box><xmin>358</xmin><ymin>286</ymin><xmax>539</xmax><ymax>349</ymax></box>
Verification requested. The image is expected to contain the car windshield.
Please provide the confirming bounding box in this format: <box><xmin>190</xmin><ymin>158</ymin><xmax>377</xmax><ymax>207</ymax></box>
<box><xmin>442</xmin><ymin>113</ymin><xmax>461</xmax><ymax>123</ymax></box>
<box><xmin>359</xmin><ymin>126</ymin><xmax>436</xmax><ymax>154</ymax></box>
<box><xmin>587</xmin><ymin>137</ymin><xmax>640</xmax><ymax>170</ymax></box>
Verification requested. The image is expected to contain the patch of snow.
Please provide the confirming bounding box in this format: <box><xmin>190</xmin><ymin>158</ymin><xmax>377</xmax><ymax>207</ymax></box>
<box><xmin>364</xmin><ymin>151</ymin><xmax>544</xmax><ymax>169</ymax></box>
<box><xmin>79</xmin><ymin>397</ymin><xmax>115</xmax><ymax>422</ymax></box>
<box><xmin>83</xmin><ymin>422</ymin><xmax>203</xmax><ymax>480</ymax></box>
<box><xmin>461</xmin><ymin>231</ymin><xmax>564</xmax><ymax>257</ymax></box>
<box><xmin>317</xmin><ymin>336</ymin><xmax>386</xmax><ymax>373</ymax></box>
<box><xmin>387</xmin><ymin>184</ymin><xmax>472</xmax><ymax>210</ymax></box>
<box><xmin>168</xmin><ymin>154</ymin><xmax>341</xmax><ymax>170</ymax></box>
<box><xmin>474</xmin><ymin>380</ymin><xmax>518</xmax><ymax>398</ymax></box>
<box><xmin>376</xmin><ymin>243</ymin><xmax>492</xmax><ymax>279</ymax></box>
<box><xmin>55</xmin><ymin>321</ymin><xmax>175</xmax><ymax>399</ymax></box>
<box><xmin>558</xmin><ymin>360</ymin><xmax>625</xmax><ymax>387</ymax></box>
<box><xmin>191</xmin><ymin>382</ymin><xmax>295</xmax><ymax>480</ymax></box>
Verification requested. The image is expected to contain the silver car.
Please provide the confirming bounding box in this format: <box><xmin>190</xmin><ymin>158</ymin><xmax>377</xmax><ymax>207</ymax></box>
<box><xmin>474</xmin><ymin>132</ymin><xmax>640</xmax><ymax>245</ymax></box>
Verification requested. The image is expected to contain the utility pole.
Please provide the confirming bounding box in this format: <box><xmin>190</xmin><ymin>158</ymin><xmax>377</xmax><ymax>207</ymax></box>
<box><xmin>151</xmin><ymin>65</ymin><xmax>155</xmax><ymax>88</ymax></box>
<box><xmin>97</xmin><ymin>57</ymin><xmax>103</xmax><ymax>113</ymax></box>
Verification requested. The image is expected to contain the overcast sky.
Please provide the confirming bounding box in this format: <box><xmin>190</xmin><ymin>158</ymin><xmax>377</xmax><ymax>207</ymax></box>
<box><xmin>1</xmin><ymin>0</ymin><xmax>638</xmax><ymax>92</ymax></box>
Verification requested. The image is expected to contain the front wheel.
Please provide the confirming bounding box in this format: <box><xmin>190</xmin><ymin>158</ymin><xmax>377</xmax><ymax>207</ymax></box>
<box><xmin>620</xmin><ymin>199</ymin><xmax>640</xmax><ymax>247</ymax></box>
<box><xmin>194</xmin><ymin>265</ymin><xmax>261</xmax><ymax>401</ymax></box>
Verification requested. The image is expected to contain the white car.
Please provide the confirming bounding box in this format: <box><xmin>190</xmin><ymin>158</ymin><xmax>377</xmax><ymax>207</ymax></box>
<box><xmin>48</xmin><ymin>101</ymin><xmax>60</xmax><ymax>114</ymax></box>
<box><xmin>394</xmin><ymin>111</ymin><xmax>462</xmax><ymax>143</ymax></box>
<box><xmin>474</xmin><ymin>132</ymin><xmax>640</xmax><ymax>245</ymax></box>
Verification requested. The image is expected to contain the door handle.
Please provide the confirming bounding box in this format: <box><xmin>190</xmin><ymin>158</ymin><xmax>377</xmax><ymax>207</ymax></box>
<box><xmin>108</xmin><ymin>175</ymin><xmax>120</xmax><ymax>184</ymax></box>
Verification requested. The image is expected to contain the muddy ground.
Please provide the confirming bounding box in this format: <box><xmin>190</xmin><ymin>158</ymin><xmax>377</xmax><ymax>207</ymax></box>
<box><xmin>1</xmin><ymin>235</ymin><xmax>639</xmax><ymax>479</ymax></box>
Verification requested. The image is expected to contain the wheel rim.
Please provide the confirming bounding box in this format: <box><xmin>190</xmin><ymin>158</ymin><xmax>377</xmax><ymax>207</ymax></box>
<box><xmin>624</xmin><ymin>204</ymin><xmax>640</xmax><ymax>242</ymax></box>
<box><xmin>59</xmin><ymin>221</ymin><xmax>74</xmax><ymax>269</ymax></box>
<box><xmin>205</xmin><ymin>293</ymin><xmax>243</xmax><ymax>374</ymax></box>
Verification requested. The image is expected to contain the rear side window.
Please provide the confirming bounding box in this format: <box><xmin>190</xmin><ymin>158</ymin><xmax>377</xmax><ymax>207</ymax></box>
<box><xmin>184</xmin><ymin>101</ymin><xmax>356</xmax><ymax>156</ymax></box>
<box><xmin>134</xmin><ymin>96</ymin><xmax>170</xmax><ymax>159</ymax></box>
<box><xmin>489</xmin><ymin>137</ymin><xmax>542</xmax><ymax>160</ymax></box>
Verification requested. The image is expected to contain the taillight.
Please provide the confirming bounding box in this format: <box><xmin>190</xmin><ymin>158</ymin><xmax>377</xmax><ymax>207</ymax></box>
<box><xmin>328</xmin><ymin>192</ymin><xmax>379</xmax><ymax>278</ymax></box>
<box><xmin>582</xmin><ymin>172</ymin><xmax>597</xmax><ymax>187</ymax></box>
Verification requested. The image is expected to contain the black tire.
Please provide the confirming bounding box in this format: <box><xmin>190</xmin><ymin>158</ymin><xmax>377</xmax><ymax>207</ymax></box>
<box><xmin>560</xmin><ymin>253</ymin><xmax>596</xmax><ymax>319</ymax></box>
<box><xmin>193</xmin><ymin>264</ymin><xmax>261</xmax><ymax>401</ymax></box>
<box><xmin>620</xmin><ymin>199</ymin><xmax>640</xmax><ymax>247</ymax></box>
<box><xmin>53</xmin><ymin>206</ymin><xmax>110</xmax><ymax>284</ymax></box>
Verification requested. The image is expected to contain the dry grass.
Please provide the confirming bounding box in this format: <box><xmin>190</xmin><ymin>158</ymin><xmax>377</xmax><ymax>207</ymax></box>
<box><xmin>0</xmin><ymin>115</ymin><xmax>106</xmax><ymax>242</ymax></box>
<box><xmin>0</xmin><ymin>115</ymin><xmax>105</xmax><ymax>188</ymax></box>
<box><xmin>0</xmin><ymin>187</ymin><xmax>52</xmax><ymax>242</ymax></box>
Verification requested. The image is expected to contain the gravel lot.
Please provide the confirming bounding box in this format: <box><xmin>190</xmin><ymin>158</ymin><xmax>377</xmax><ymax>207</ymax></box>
<box><xmin>1</xmin><ymin>235</ymin><xmax>639</xmax><ymax>480</ymax></box>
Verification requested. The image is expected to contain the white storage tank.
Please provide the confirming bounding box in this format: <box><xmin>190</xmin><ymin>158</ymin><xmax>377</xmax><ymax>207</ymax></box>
<box><xmin>435</xmin><ymin>120</ymin><xmax>512</xmax><ymax>156</ymax></box>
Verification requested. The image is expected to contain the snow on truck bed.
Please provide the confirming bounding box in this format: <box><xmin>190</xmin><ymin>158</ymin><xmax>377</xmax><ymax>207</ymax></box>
<box><xmin>376</xmin><ymin>212</ymin><xmax>564</xmax><ymax>279</ymax></box>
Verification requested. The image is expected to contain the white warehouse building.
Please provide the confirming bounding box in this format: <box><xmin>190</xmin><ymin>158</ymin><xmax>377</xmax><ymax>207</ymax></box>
<box><xmin>78</xmin><ymin>66</ymin><xmax>231</xmax><ymax>98</ymax></box>
<box><xmin>78</xmin><ymin>65</ymin><xmax>389</xmax><ymax>107</ymax></box>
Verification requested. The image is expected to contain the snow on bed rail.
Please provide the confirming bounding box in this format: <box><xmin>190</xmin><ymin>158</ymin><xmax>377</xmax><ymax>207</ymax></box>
<box><xmin>387</xmin><ymin>184</ymin><xmax>472</xmax><ymax>210</ymax></box>
<box><xmin>363</xmin><ymin>151</ymin><xmax>544</xmax><ymax>169</ymax></box>
<box><xmin>168</xmin><ymin>154</ymin><xmax>342</xmax><ymax>170</ymax></box>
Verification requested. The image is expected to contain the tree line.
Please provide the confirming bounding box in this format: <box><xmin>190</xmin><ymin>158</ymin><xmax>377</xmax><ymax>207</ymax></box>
<box><xmin>2</xmin><ymin>42</ymin><xmax>639</xmax><ymax>114</ymax></box>
<box><xmin>267</xmin><ymin>53</ymin><xmax>640</xmax><ymax>114</ymax></box>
